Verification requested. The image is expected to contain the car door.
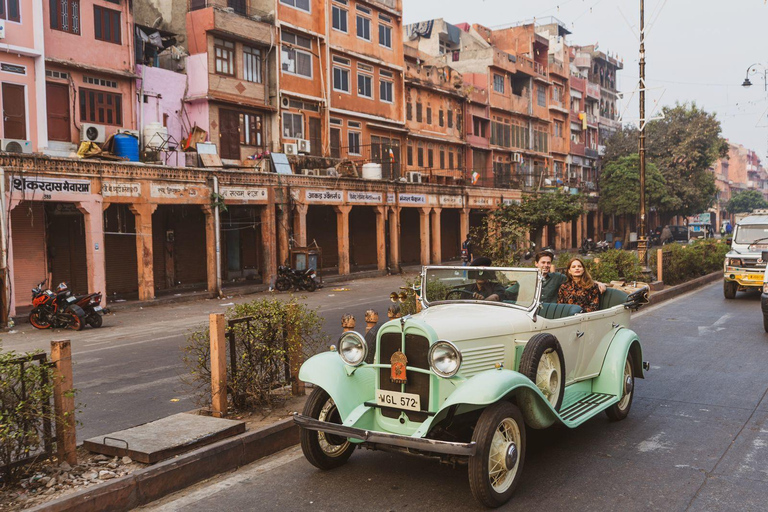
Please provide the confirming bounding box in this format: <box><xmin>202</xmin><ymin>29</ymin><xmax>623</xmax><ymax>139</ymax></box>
<box><xmin>575</xmin><ymin>309</ymin><xmax>630</xmax><ymax>379</ymax></box>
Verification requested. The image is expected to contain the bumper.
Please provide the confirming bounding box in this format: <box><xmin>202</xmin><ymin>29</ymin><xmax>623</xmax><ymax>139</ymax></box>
<box><xmin>293</xmin><ymin>413</ymin><xmax>476</xmax><ymax>457</ymax></box>
<box><xmin>724</xmin><ymin>269</ymin><xmax>764</xmax><ymax>287</ymax></box>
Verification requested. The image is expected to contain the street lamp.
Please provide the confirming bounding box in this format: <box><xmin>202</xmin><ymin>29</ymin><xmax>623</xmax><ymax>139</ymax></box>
<box><xmin>742</xmin><ymin>63</ymin><xmax>768</xmax><ymax>91</ymax></box>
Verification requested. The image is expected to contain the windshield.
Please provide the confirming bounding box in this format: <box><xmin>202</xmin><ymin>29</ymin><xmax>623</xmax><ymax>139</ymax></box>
<box><xmin>734</xmin><ymin>226</ymin><xmax>768</xmax><ymax>245</ymax></box>
<box><xmin>421</xmin><ymin>266</ymin><xmax>540</xmax><ymax>310</ymax></box>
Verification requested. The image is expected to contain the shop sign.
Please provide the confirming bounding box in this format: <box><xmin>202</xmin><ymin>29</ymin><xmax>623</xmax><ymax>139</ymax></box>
<box><xmin>220</xmin><ymin>187</ymin><xmax>268</xmax><ymax>201</ymax></box>
<box><xmin>387</xmin><ymin>193</ymin><xmax>396</xmax><ymax>204</ymax></box>
<box><xmin>468</xmin><ymin>196</ymin><xmax>498</xmax><ymax>207</ymax></box>
<box><xmin>102</xmin><ymin>181</ymin><xmax>141</xmax><ymax>197</ymax></box>
<box><xmin>151</xmin><ymin>184</ymin><xmax>200</xmax><ymax>199</ymax></box>
<box><xmin>502</xmin><ymin>198</ymin><xmax>520</xmax><ymax>206</ymax></box>
<box><xmin>398</xmin><ymin>193</ymin><xmax>427</xmax><ymax>205</ymax></box>
<box><xmin>440</xmin><ymin>195</ymin><xmax>464</xmax><ymax>207</ymax></box>
<box><xmin>306</xmin><ymin>189</ymin><xmax>343</xmax><ymax>203</ymax></box>
<box><xmin>347</xmin><ymin>191</ymin><xmax>383</xmax><ymax>203</ymax></box>
<box><xmin>13</xmin><ymin>177</ymin><xmax>90</xmax><ymax>194</ymax></box>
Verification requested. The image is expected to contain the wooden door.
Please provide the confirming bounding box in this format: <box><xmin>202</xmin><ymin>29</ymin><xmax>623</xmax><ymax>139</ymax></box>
<box><xmin>46</xmin><ymin>83</ymin><xmax>71</xmax><ymax>142</ymax></box>
<box><xmin>219</xmin><ymin>109</ymin><xmax>240</xmax><ymax>160</ymax></box>
<box><xmin>2</xmin><ymin>83</ymin><xmax>26</xmax><ymax>140</ymax></box>
<box><xmin>309</xmin><ymin>117</ymin><xmax>321</xmax><ymax>156</ymax></box>
<box><xmin>330</xmin><ymin>128</ymin><xmax>340</xmax><ymax>158</ymax></box>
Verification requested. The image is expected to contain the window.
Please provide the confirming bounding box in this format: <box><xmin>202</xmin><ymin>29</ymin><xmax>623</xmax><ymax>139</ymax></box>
<box><xmin>214</xmin><ymin>38</ymin><xmax>235</xmax><ymax>76</ymax></box>
<box><xmin>416</xmin><ymin>102</ymin><xmax>422</xmax><ymax>122</ymax></box>
<box><xmin>93</xmin><ymin>5</ymin><xmax>121</xmax><ymax>44</ymax></box>
<box><xmin>348</xmin><ymin>121</ymin><xmax>361</xmax><ymax>128</ymax></box>
<box><xmin>406</xmin><ymin>102</ymin><xmax>412</xmax><ymax>121</ymax></box>
<box><xmin>379</xmin><ymin>24</ymin><xmax>392</xmax><ymax>48</ymax></box>
<box><xmin>0</xmin><ymin>0</ymin><xmax>20</xmax><ymax>22</ymax></box>
<box><xmin>332</xmin><ymin>5</ymin><xmax>347</xmax><ymax>32</ymax></box>
<box><xmin>447</xmin><ymin>109</ymin><xmax>453</xmax><ymax>128</ymax></box>
<box><xmin>330</xmin><ymin>117</ymin><xmax>342</xmax><ymax>126</ymax></box>
<box><xmin>50</xmin><ymin>0</ymin><xmax>80</xmax><ymax>34</ymax></box>
<box><xmin>333</xmin><ymin>66</ymin><xmax>350</xmax><ymax>92</ymax></box>
<box><xmin>493</xmin><ymin>73</ymin><xmax>505</xmax><ymax>94</ymax></box>
<box><xmin>380</xmin><ymin>80</ymin><xmax>393</xmax><ymax>103</ymax></box>
<box><xmin>554</xmin><ymin>120</ymin><xmax>563</xmax><ymax>138</ymax></box>
<box><xmin>448</xmin><ymin>151</ymin><xmax>454</xmax><ymax>170</ymax></box>
<box><xmin>348</xmin><ymin>131</ymin><xmax>361</xmax><ymax>155</ymax></box>
<box><xmin>426</xmin><ymin>106</ymin><xmax>432</xmax><ymax>125</ymax></box>
<box><xmin>357</xmin><ymin>73</ymin><xmax>372</xmax><ymax>98</ymax></box>
<box><xmin>438</xmin><ymin>109</ymin><xmax>444</xmax><ymax>127</ymax></box>
<box><xmin>407</xmin><ymin>144</ymin><xmax>413</xmax><ymax>166</ymax></box>
<box><xmin>83</xmin><ymin>76</ymin><xmax>117</xmax><ymax>88</ymax></box>
<box><xmin>79</xmin><ymin>88</ymin><xmax>122</xmax><ymax>126</ymax></box>
<box><xmin>537</xmin><ymin>86</ymin><xmax>546</xmax><ymax>107</ymax></box>
<box><xmin>243</xmin><ymin>46</ymin><xmax>262</xmax><ymax>83</ymax></box>
<box><xmin>280</xmin><ymin>0</ymin><xmax>309</xmax><ymax>12</ymax></box>
<box><xmin>356</xmin><ymin>15</ymin><xmax>371</xmax><ymax>41</ymax></box>
<box><xmin>281</xmin><ymin>32</ymin><xmax>312</xmax><ymax>78</ymax></box>
<box><xmin>282</xmin><ymin>112</ymin><xmax>303</xmax><ymax>139</ymax></box>
<box><xmin>427</xmin><ymin>146</ymin><xmax>434</xmax><ymax>168</ymax></box>
<box><xmin>417</xmin><ymin>144</ymin><xmax>424</xmax><ymax>167</ymax></box>
<box><xmin>240</xmin><ymin>113</ymin><xmax>263</xmax><ymax>146</ymax></box>
<box><xmin>439</xmin><ymin>147</ymin><xmax>445</xmax><ymax>169</ymax></box>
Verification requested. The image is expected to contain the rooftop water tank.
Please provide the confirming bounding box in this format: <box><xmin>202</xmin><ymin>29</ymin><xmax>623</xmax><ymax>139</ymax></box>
<box><xmin>114</xmin><ymin>132</ymin><xmax>139</xmax><ymax>162</ymax></box>
<box><xmin>361</xmin><ymin>163</ymin><xmax>382</xmax><ymax>180</ymax></box>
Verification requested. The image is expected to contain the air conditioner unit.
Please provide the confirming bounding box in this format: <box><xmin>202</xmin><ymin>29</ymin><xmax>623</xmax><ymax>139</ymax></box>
<box><xmin>281</xmin><ymin>96</ymin><xmax>290</xmax><ymax>108</ymax></box>
<box><xmin>407</xmin><ymin>171</ymin><xmax>422</xmax><ymax>183</ymax></box>
<box><xmin>512</xmin><ymin>153</ymin><xmax>522</xmax><ymax>163</ymax></box>
<box><xmin>283</xmin><ymin>142</ymin><xmax>298</xmax><ymax>155</ymax></box>
<box><xmin>302</xmin><ymin>169</ymin><xmax>320</xmax><ymax>176</ymax></box>
<box><xmin>0</xmin><ymin>20</ymin><xmax>6</xmax><ymax>40</ymax></box>
<box><xmin>81</xmin><ymin>123</ymin><xmax>106</xmax><ymax>143</ymax></box>
<box><xmin>0</xmin><ymin>138</ymin><xmax>32</xmax><ymax>154</ymax></box>
<box><xmin>297</xmin><ymin>139</ymin><xmax>311</xmax><ymax>154</ymax></box>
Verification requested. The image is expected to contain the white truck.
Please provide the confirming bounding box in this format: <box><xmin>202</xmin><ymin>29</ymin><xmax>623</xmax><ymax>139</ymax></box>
<box><xmin>723</xmin><ymin>210</ymin><xmax>768</xmax><ymax>299</ymax></box>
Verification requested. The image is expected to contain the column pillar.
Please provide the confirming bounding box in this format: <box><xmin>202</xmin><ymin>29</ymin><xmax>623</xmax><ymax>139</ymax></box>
<box><xmin>388</xmin><ymin>207</ymin><xmax>401</xmax><ymax>273</ymax></box>
<box><xmin>334</xmin><ymin>205</ymin><xmax>352</xmax><ymax>275</ymax></box>
<box><xmin>202</xmin><ymin>206</ymin><xmax>219</xmax><ymax>297</ymax></box>
<box><xmin>419</xmin><ymin>207</ymin><xmax>431</xmax><ymax>265</ymax></box>
<box><xmin>293</xmin><ymin>203</ymin><xmax>308</xmax><ymax>247</ymax></box>
<box><xmin>430</xmin><ymin>208</ymin><xmax>442</xmax><ymax>264</ymax></box>
<box><xmin>541</xmin><ymin>225</ymin><xmax>549</xmax><ymax>248</ymax></box>
<box><xmin>277</xmin><ymin>205</ymin><xmax>290</xmax><ymax>266</ymax></box>
<box><xmin>460</xmin><ymin>207</ymin><xmax>470</xmax><ymax>242</ymax></box>
<box><xmin>375</xmin><ymin>206</ymin><xmax>387</xmax><ymax>272</ymax></box>
<box><xmin>261</xmin><ymin>205</ymin><xmax>277</xmax><ymax>286</ymax></box>
<box><xmin>129</xmin><ymin>203</ymin><xmax>157</xmax><ymax>301</ymax></box>
<box><xmin>76</xmin><ymin>201</ymin><xmax>106</xmax><ymax>304</ymax></box>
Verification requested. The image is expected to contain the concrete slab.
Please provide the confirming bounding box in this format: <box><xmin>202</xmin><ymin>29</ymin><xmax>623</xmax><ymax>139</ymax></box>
<box><xmin>711</xmin><ymin>409</ymin><xmax>768</xmax><ymax>481</ymax></box>
<box><xmin>687</xmin><ymin>474</ymin><xmax>768</xmax><ymax>512</ymax></box>
<box><xmin>83</xmin><ymin>413</ymin><xmax>245</xmax><ymax>464</ymax></box>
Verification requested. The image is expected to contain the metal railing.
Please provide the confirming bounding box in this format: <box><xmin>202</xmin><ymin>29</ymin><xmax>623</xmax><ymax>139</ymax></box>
<box><xmin>188</xmin><ymin>0</ymin><xmax>272</xmax><ymax>19</ymax></box>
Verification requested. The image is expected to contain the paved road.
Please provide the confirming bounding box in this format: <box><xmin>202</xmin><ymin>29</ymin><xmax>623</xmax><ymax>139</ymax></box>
<box><xmin>1</xmin><ymin>274</ymin><xmax>413</xmax><ymax>441</ymax></box>
<box><xmin>143</xmin><ymin>282</ymin><xmax>768</xmax><ymax>512</ymax></box>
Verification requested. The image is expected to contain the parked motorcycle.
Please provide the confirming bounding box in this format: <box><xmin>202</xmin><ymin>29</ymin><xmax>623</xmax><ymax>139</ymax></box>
<box><xmin>579</xmin><ymin>238</ymin><xmax>609</xmax><ymax>255</ymax></box>
<box><xmin>275</xmin><ymin>265</ymin><xmax>320</xmax><ymax>292</ymax></box>
<box><xmin>59</xmin><ymin>284</ymin><xmax>109</xmax><ymax>328</ymax></box>
<box><xmin>29</xmin><ymin>281</ymin><xmax>86</xmax><ymax>331</ymax></box>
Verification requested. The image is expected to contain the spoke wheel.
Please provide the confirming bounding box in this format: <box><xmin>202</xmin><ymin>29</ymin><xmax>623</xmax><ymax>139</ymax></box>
<box><xmin>519</xmin><ymin>333</ymin><xmax>565</xmax><ymax>411</ymax></box>
<box><xmin>469</xmin><ymin>401</ymin><xmax>526</xmax><ymax>508</ymax></box>
<box><xmin>605</xmin><ymin>352</ymin><xmax>635</xmax><ymax>421</ymax></box>
<box><xmin>300</xmin><ymin>387</ymin><xmax>355</xmax><ymax>470</ymax></box>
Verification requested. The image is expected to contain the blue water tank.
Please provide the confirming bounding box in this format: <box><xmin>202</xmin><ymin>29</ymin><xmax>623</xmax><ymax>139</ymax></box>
<box><xmin>614</xmin><ymin>240</ymin><xmax>623</xmax><ymax>249</ymax></box>
<box><xmin>114</xmin><ymin>133</ymin><xmax>139</xmax><ymax>162</ymax></box>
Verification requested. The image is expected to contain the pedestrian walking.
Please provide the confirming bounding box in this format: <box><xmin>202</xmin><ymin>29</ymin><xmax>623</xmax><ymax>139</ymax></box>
<box><xmin>461</xmin><ymin>236</ymin><xmax>473</xmax><ymax>265</ymax></box>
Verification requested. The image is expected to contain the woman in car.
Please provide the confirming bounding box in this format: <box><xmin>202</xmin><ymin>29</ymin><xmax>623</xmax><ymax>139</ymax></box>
<box><xmin>557</xmin><ymin>257</ymin><xmax>600</xmax><ymax>312</ymax></box>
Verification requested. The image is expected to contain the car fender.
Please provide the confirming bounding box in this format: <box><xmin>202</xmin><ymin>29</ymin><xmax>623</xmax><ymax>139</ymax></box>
<box><xmin>298</xmin><ymin>351</ymin><xmax>376</xmax><ymax>420</ymax></box>
<box><xmin>592</xmin><ymin>327</ymin><xmax>644</xmax><ymax>397</ymax></box>
<box><xmin>424</xmin><ymin>370</ymin><xmax>559</xmax><ymax>432</ymax></box>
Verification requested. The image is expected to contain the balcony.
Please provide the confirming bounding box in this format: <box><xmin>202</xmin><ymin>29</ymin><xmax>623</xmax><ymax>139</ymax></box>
<box><xmin>570</xmin><ymin>141</ymin><xmax>585</xmax><ymax>157</ymax></box>
<box><xmin>187</xmin><ymin>3</ymin><xmax>273</xmax><ymax>44</ymax></box>
<box><xmin>584</xmin><ymin>147</ymin><xmax>599</xmax><ymax>159</ymax></box>
<box><xmin>548</xmin><ymin>57</ymin><xmax>567</xmax><ymax>78</ymax></box>
<box><xmin>551</xmin><ymin>137</ymin><xmax>568</xmax><ymax>154</ymax></box>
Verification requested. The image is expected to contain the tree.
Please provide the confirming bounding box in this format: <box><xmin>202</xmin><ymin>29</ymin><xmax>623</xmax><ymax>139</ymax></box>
<box><xmin>602</xmin><ymin>102</ymin><xmax>728</xmax><ymax>219</ymax></box>
<box><xmin>726</xmin><ymin>190</ymin><xmax>768</xmax><ymax>214</ymax></box>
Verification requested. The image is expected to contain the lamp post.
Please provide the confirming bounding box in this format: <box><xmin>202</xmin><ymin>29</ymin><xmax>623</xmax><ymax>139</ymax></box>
<box><xmin>742</xmin><ymin>63</ymin><xmax>768</xmax><ymax>91</ymax></box>
<box><xmin>637</xmin><ymin>0</ymin><xmax>648</xmax><ymax>268</ymax></box>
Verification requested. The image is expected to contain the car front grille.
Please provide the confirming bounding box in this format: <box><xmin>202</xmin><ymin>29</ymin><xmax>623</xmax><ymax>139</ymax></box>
<box><xmin>378</xmin><ymin>332</ymin><xmax>430</xmax><ymax>422</ymax></box>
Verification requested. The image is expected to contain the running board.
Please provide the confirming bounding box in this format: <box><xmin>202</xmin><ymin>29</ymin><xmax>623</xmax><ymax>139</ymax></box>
<box><xmin>558</xmin><ymin>392</ymin><xmax>617</xmax><ymax>427</ymax></box>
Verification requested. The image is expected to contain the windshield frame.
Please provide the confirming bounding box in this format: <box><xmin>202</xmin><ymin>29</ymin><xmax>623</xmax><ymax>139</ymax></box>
<box><xmin>420</xmin><ymin>265</ymin><xmax>542</xmax><ymax>312</ymax></box>
<box><xmin>733</xmin><ymin>225</ymin><xmax>768</xmax><ymax>245</ymax></box>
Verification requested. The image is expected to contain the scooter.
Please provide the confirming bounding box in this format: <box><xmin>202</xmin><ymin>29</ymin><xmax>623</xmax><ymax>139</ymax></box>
<box><xmin>29</xmin><ymin>281</ymin><xmax>86</xmax><ymax>331</ymax></box>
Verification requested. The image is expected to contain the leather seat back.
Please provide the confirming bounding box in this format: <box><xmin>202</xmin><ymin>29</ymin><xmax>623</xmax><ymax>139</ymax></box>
<box><xmin>598</xmin><ymin>288</ymin><xmax>629</xmax><ymax>310</ymax></box>
<box><xmin>539</xmin><ymin>302</ymin><xmax>583</xmax><ymax>319</ymax></box>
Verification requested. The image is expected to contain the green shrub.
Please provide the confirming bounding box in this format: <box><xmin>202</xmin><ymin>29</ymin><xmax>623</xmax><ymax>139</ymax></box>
<box><xmin>649</xmin><ymin>239</ymin><xmax>729</xmax><ymax>285</ymax></box>
<box><xmin>181</xmin><ymin>298</ymin><xmax>329</xmax><ymax>410</ymax></box>
<box><xmin>554</xmin><ymin>250</ymin><xmax>642</xmax><ymax>283</ymax></box>
<box><xmin>0</xmin><ymin>348</ymin><xmax>56</xmax><ymax>483</ymax></box>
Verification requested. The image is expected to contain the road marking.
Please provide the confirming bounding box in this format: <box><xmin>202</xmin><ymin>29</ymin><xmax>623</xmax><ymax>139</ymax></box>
<box><xmin>698</xmin><ymin>313</ymin><xmax>733</xmax><ymax>335</ymax></box>
<box><xmin>106</xmin><ymin>375</ymin><xmax>183</xmax><ymax>394</ymax></box>
<box><xmin>637</xmin><ymin>432</ymin><xmax>673</xmax><ymax>453</ymax></box>
<box><xmin>145</xmin><ymin>446</ymin><xmax>303</xmax><ymax>511</ymax></box>
<box><xmin>75</xmin><ymin>333</ymin><xmax>185</xmax><ymax>355</ymax></box>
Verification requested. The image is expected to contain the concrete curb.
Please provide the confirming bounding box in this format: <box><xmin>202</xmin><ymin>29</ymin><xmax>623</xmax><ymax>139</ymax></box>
<box><xmin>31</xmin><ymin>268</ymin><xmax>722</xmax><ymax>511</ymax></box>
<box><xmin>29</xmin><ymin>419</ymin><xmax>299</xmax><ymax>512</ymax></box>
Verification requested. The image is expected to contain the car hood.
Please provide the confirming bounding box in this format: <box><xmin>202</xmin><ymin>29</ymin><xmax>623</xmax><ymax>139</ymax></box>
<box><xmin>408</xmin><ymin>303</ymin><xmax>531</xmax><ymax>342</ymax></box>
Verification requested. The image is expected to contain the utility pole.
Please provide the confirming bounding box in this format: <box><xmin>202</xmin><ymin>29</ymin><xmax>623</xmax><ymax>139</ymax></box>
<box><xmin>637</xmin><ymin>0</ymin><xmax>648</xmax><ymax>267</ymax></box>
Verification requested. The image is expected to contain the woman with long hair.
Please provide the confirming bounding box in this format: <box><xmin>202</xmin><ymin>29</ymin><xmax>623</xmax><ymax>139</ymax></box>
<box><xmin>557</xmin><ymin>257</ymin><xmax>600</xmax><ymax>312</ymax></box>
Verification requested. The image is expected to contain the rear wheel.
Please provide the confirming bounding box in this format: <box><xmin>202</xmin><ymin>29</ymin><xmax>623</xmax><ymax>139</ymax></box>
<box><xmin>605</xmin><ymin>352</ymin><xmax>635</xmax><ymax>421</ymax></box>
<box><xmin>66</xmin><ymin>312</ymin><xmax>84</xmax><ymax>331</ymax></box>
<box><xmin>763</xmin><ymin>314</ymin><xmax>768</xmax><ymax>333</ymax></box>
<box><xmin>303</xmin><ymin>278</ymin><xmax>317</xmax><ymax>292</ymax></box>
<box><xmin>275</xmin><ymin>276</ymin><xmax>291</xmax><ymax>292</ymax></box>
<box><xmin>468</xmin><ymin>401</ymin><xmax>526</xmax><ymax>508</ymax></box>
<box><xmin>724</xmin><ymin>280</ymin><xmax>738</xmax><ymax>299</ymax></box>
<box><xmin>87</xmin><ymin>313</ymin><xmax>103</xmax><ymax>328</ymax></box>
<box><xmin>28</xmin><ymin>310</ymin><xmax>51</xmax><ymax>329</ymax></box>
<box><xmin>300</xmin><ymin>388</ymin><xmax>355</xmax><ymax>470</ymax></box>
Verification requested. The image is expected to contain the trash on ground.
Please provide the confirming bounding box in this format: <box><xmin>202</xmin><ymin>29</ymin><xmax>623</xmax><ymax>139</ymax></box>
<box><xmin>220</xmin><ymin>302</ymin><xmax>235</xmax><ymax>307</ymax></box>
<box><xmin>332</xmin><ymin>288</ymin><xmax>351</xmax><ymax>292</ymax></box>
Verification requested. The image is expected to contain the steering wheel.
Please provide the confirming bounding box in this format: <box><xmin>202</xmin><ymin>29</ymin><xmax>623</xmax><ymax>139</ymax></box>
<box><xmin>445</xmin><ymin>289</ymin><xmax>476</xmax><ymax>300</ymax></box>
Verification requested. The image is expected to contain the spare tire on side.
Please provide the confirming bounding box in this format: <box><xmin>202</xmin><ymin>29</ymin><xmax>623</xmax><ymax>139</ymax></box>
<box><xmin>518</xmin><ymin>333</ymin><xmax>566</xmax><ymax>411</ymax></box>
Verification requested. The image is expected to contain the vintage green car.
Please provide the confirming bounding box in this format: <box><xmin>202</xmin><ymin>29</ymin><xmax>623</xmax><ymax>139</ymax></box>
<box><xmin>294</xmin><ymin>265</ymin><xmax>648</xmax><ymax>508</ymax></box>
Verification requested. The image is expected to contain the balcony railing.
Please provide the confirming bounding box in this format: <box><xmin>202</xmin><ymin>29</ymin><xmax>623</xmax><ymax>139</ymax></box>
<box><xmin>189</xmin><ymin>0</ymin><xmax>271</xmax><ymax>19</ymax></box>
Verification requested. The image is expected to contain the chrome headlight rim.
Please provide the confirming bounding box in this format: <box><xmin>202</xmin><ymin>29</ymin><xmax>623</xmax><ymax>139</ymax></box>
<box><xmin>338</xmin><ymin>331</ymin><xmax>367</xmax><ymax>367</ymax></box>
<box><xmin>728</xmin><ymin>258</ymin><xmax>743</xmax><ymax>267</ymax></box>
<box><xmin>428</xmin><ymin>339</ymin><xmax>462</xmax><ymax>378</ymax></box>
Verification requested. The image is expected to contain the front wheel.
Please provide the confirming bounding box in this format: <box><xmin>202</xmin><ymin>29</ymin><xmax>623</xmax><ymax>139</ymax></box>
<box><xmin>87</xmin><ymin>313</ymin><xmax>103</xmax><ymax>328</ymax></box>
<box><xmin>29</xmin><ymin>309</ymin><xmax>51</xmax><ymax>329</ymax></box>
<box><xmin>300</xmin><ymin>388</ymin><xmax>355</xmax><ymax>470</ymax></box>
<box><xmin>724</xmin><ymin>280</ymin><xmax>738</xmax><ymax>299</ymax></box>
<box><xmin>763</xmin><ymin>314</ymin><xmax>768</xmax><ymax>334</ymax></box>
<box><xmin>303</xmin><ymin>278</ymin><xmax>317</xmax><ymax>292</ymax></box>
<box><xmin>605</xmin><ymin>352</ymin><xmax>635</xmax><ymax>421</ymax></box>
<box><xmin>468</xmin><ymin>401</ymin><xmax>526</xmax><ymax>508</ymax></box>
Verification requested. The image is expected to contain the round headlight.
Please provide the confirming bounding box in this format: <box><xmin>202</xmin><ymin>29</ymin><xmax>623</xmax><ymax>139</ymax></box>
<box><xmin>339</xmin><ymin>331</ymin><xmax>367</xmax><ymax>366</ymax></box>
<box><xmin>428</xmin><ymin>340</ymin><xmax>462</xmax><ymax>378</ymax></box>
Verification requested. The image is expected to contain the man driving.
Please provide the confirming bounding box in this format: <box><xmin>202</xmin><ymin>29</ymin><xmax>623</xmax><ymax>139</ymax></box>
<box><xmin>465</xmin><ymin>257</ymin><xmax>506</xmax><ymax>301</ymax></box>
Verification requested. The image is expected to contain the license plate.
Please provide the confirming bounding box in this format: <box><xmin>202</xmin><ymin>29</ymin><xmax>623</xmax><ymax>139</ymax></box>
<box><xmin>93</xmin><ymin>306</ymin><xmax>103</xmax><ymax>312</ymax></box>
<box><xmin>376</xmin><ymin>390</ymin><xmax>421</xmax><ymax>411</ymax></box>
<box><xmin>66</xmin><ymin>296</ymin><xmax>76</xmax><ymax>303</ymax></box>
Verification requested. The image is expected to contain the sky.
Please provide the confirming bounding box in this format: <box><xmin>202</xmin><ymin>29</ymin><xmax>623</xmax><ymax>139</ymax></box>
<box><xmin>403</xmin><ymin>0</ymin><xmax>768</xmax><ymax>158</ymax></box>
